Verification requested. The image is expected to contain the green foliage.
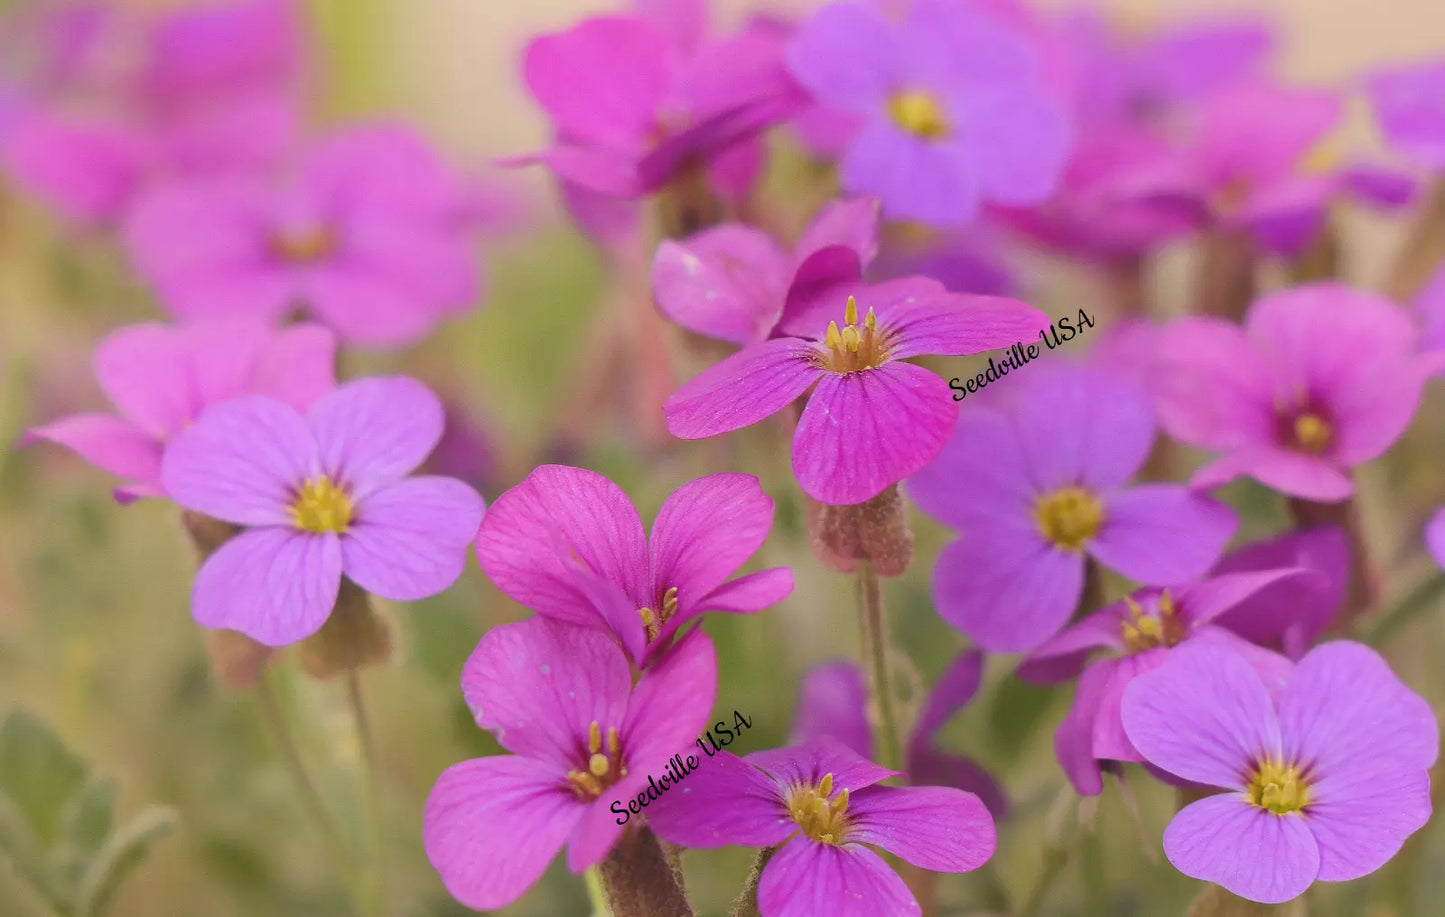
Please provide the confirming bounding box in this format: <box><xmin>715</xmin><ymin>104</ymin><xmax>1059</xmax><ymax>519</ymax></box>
<box><xmin>0</xmin><ymin>710</ymin><xmax>175</xmax><ymax>917</ymax></box>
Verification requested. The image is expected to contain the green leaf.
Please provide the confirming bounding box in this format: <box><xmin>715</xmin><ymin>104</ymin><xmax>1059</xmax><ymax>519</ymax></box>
<box><xmin>0</xmin><ymin>711</ymin><xmax>88</xmax><ymax>844</ymax></box>
<box><xmin>0</xmin><ymin>790</ymin><xmax>66</xmax><ymax>911</ymax></box>
<box><xmin>74</xmin><ymin>805</ymin><xmax>177</xmax><ymax>917</ymax></box>
<box><xmin>55</xmin><ymin>778</ymin><xmax>118</xmax><ymax>889</ymax></box>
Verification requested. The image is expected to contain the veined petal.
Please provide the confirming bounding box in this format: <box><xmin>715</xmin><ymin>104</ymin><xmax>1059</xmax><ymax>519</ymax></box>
<box><xmin>651</xmin><ymin>226</ymin><xmax>789</xmax><ymax>345</ymax></box>
<box><xmin>878</xmin><ymin>293</ymin><xmax>1050</xmax><ymax>361</ymax></box>
<box><xmin>932</xmin><ymin>529</ymin><xmax>1085</xmax><ymax>653</ymax></box>
<box><xmin>665</xmin><ymin>338</ymin><xmax>820</xmax><ymax>439</ymax></box>
<box><xmin>23</xmin><ymin>415</ymin><xmax>162</xmax><ymax>493</ymax></box>
<box><xmin>1164</xmin><ymin>794</ymin><xmax>1319</xmax><ymax>905</ymax></box>
<box><xmin>848</xmin><ymin>784</ymin><xmax>995</xmax><ymax>872</ymax></box>
<box><xmin>93</xmin><ymin>323</ymin><xmax>196</xmax><ymax>437</ymax></box>
<box><xmin>650</xmin><ymin>473</ymin><xmax>776</xmax><ymax>612</ymax></box>
<box><xmin>308</xmin><ymin>376</ymin><xmax>444</xmax><ymax>498</ymax></box>
<box><xmin>623</xmin><ymin>629</ymin><xmax>717</xmax><ymax>764</ymax></box>
<box><xmin>758</xmin><ymin>837</ymin><xmax>920</xmax><ymax>917</ymax></box>
<box><xmin>747</xmin><ymin>736</ymin><xmax>900</xmax><ymax>795</ymax></box>
<box><xmin>647</xmin><ymin>750</ymin><xmax>794</xmax><ymax>849</ymax></box>
<box><xmin>342</xmin><ymin>476</ymin><xmax>484</xmax><ymax>601</ymax></box>
<box><xmin>191</xmin><ymin>527</ymin><xmax>341</xmax><ymax>647</ymax></box>
<box><xmin>1089</xmin><ymin>485</ymin><xmax>1236</xmax><ymax>584</ymax></box>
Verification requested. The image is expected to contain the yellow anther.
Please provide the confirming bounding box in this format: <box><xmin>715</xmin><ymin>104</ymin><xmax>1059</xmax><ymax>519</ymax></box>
<box><xmin>588</xmin><ymin>721</ymin><xmax>602</xmax><ymax>755</ymax></box>
<box><xmin>607</xmin><ymin>726</ymin><xmax>621</xmax><ymax>757</ymax></box>
<box><xmin>818</xmin><ymin>773</ymin><xmax>834</xmax><ymax>797</ymax></box>
<box><xmin>845</xmin><ymin>295</ymin><xmax>858</xmax><ymax>326</ymax></box>
<box><xmin>589</xmin><ymin>753</ymin><xmax>611</xmax><ymax>778</ymax></box>
<box><xmin>1032</xmin><ymin>486</ymin><xmax>1105</xmax><ymax>552</ymax></box>
<box><xmin>1293</xmin><ymin>413</ymin><xmax>1331</xmax><ymax>454</ymax></box>
<box><xmin>841</xmin><ymin>324</ymin><xmax>862</xmax><ymax>352</ymax></box>
<box><xmin>1248</xmin><ymin>760</ymin><xmax>1310</xmax><ymax>815</ymax></box>
<box><xmin>825</xmin><ymin>321</ymin><xmax>843</xmax><ymax>351</ymax></box>
<box><xmin>888</xmin><ymin>89</ymin><xmax>950</xmax><ymax>139</ymax></box>
<box><xmin>832</xmin><ymin>787</ymin><xmax>850</xmax><ymax>813</ymax></box>
<box><xmin>864</xmin><ymin>307</ymin><xmax>877</xmax><ymax>331</ymax></box>
<box><xmin>290</xmin><ymin>477</ymin><xmax>354</xmax><ymax>534</ymax></box>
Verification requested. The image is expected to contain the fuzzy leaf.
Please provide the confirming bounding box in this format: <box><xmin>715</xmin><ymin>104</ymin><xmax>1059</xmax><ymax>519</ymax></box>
<box><xmin>75</xmin><ymin>805</ymin><xmax>177</xmax><ymax>917</ymax></box>
<box><xmin>0</xmin><ymin>711</ymin><xmax>88</xmax><ymax>844</ymax></box>
<box><xmin>0</xmin><ymin>790</ymin><xmax>67</xmax><ymax>911</ymax></box>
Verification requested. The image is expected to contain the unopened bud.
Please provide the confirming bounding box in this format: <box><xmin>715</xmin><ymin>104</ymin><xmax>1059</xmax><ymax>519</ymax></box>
<box><xmin>807</xmin><ymin>484</ymin><xmax>914</xmax><ymax>577</ymax></box>
<box><xmin>298</xmin><ymin>579</ymin><xmax>394</xmax><ymax>680</ymax></box>
<box><xmin>204</xmin><ymin>628</ymin><xmax>274</xmax><ymax>691</ymax></box>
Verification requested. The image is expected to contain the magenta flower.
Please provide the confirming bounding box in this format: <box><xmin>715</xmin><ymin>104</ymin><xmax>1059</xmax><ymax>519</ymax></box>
<box><xmin>786</xmin><ymin>0</ymin><xmax>1071</xmax><ymax>226</ymax></box>
<box><xmin>908</xmin><ymin>367</ymin><xmax>1236</xmax><ymax>652</ymax></box>
<box><xmin>648</xmin><ymin>736</ymin><xmax>994</xmax><ymax>916</ymax></box>
<box><xmin>474</xmin><ymin>465</ymin><xmax>792</xmax><ymax>667</ymax></box>
<box><xmin>1415</xmin><ymin>263</ymin><xmax>1445</xmax><ymax>355</ymax></box>
<box><xmin>1426</xmin><ymin>508</ymin><xmax>1445</xmax><ymax>573</ymax></box>
<box><xmin>1019</xmin><ymin>570</ymin><xmax>1310</xmax><ymax>796</ymax></box>
<box><xmin>425</xmin><ymin>618</ymin><xmax>717</xmax><ymax>911</ymax></box>
<box><xmin>159</xmin><ymin>376</ymin><xmax>485</xmax><ymax>646</ymax></box>
<box><xmin>652</xmin><ymin>196</ymin><xmax>880</xmax><ymax>346</ymax></box>
<box><xmin>1123</xmin><ymin>641</ymin><xmax>1438</xmax><ymax>904</ymax></box>
<box><xmin>23</xmin><ymin>318</ymin><xmax>335</xmax><ymax>503</ymax></box>
<box><xmin>1207</xmin><ymin>527</ymin><xmax>1349</xmax><ymax>658</ymax></box>
<box><xmin>1367</xmin><ymin>58</ymin><xmax>1445</xmax><ymax>170</ymax></box>
<box><xmin>793</xmin><ymin>654</ymin><xmax>1007</xmax><ymax>817</ymax></box>
<box><xmin>124</xmin><ymin>125</ymin><xmax>481</xmax><ymax>347</ymax></box>
<box><xmin>666</xmin><ymin>278</ymin><xmax>1049</xmax><ymax>505</ymax></box>
<box><xmin>1153</xmin><ymin>283</ymin><xmax>1436</xmax><ymax>502</ymax></box>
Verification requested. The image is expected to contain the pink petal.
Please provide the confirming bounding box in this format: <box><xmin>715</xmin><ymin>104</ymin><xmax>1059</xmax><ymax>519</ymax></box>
<box><xmin>191</xmin><ymin>527</ymin><xmax>341</xmax><ymax>646</ymax></box>
<box><xmin>647</xmin><ymin>751</ymin><xmax>794</xmax><ymax>849</ymax></box>
<box><xmin>957</xmin><ymin>87</ymin><xmax>1073</xmax><ymax>206</ymax></box>
<box><xmin>307</xmin><ymin>376</ymin><xmax>443</xmax><ymax>498</ymax></box>
<box><xmin>1306</xmin><ymin>763</ymin><xmax>1431</xmax><ymax>883</ymax></box>
<box><xmin>692</xmin><ymin>568</ymin><xmax>795</xmax><ymax>616</ymax></box>
<box><xmin>911</xmin><ymin>650</ymin><xmax>984</xmax><ymax>746</ymax></box>
<box><xmin>1163</xmin><ymin>794</ymin><xmax>1319</xmax><ymax>905</ymax></box>
<box><xmin>93</xmin><ymin>323</ymin><xmax>196</xmax><ymax>437</ymax></box>
<box><xmin>747</xmin><ymin>737</ymin><xmax>900</xmax><ymax>795</ymax></box>
<box><xmin>784</xmin><ymin>1</ymin><xmax>897</xmax><ymax>115</ymax></box>
<box><xmin>304</xmin><ymin>265</ymin><xmax>443</xmax><ymax>347</ymax></box>
<box><xmin>1190</xmin><ymin>446</ymin><xmax>1354</xmax><ymax>502</ymax></box>
<box><xmin>623</xmin><ymin>629</ymin><xmax>717</xmax><ymax>763</ymax></box>
<box><xmin>758</xmin><ymin>837</ymin><xmax>920</xmax><ymax>917</ymax></box>
<box><xmin>650</xmin><ymin>473</ymin><xmax>775</xmax><ymax>610</ymax></box>
<box><xmin>423</xmin><ymin>756</ymin><xmax>582</xmax><ymax>911</ymax></box>
<box><xmin>791</xmin><ymin>661</ymin><xmax>871</xmax><ymax>758</ymax></box>
<box><xmin>461</xmin><ymin>618</ymin><xmax>631</xmax><ymax>767</ymax></box>
<box><xmin>23</xmin><ymin>415</ymin><xmax>162</xmax><ymax>492</ymax></box>
<box><xmin>564</xmin><ymin>790</ymin><xmax>631</xmax><ymax>873</ymax></box>
<box><xmin>795</xmin><ymin>196</ymin><xmax>881</xmax><ymax>266</ymax></box>
<box><xmin>792</xmin><ymin>361</ymin><xmax>955</xmax><ymax>505</ymax></box>
<box><xmin>251</xmin><ymin>322</ymin><xmax>338</xmax><ymax>411</ymax></box>
<box><xmin>342</xmin><ymin>476</ymin><xmax>484</xmax><ymax>601</ymax></box>
<box><xmin>932</xmin><ymin>529</ymin><xmax>1085</xmax><ymax>653</ymax></box>
<box><xmin>848</xmin><ymin>785</ymin><xmax>995</xmax><ymax>872</ymax></box>
<box><xmin>1089</xmin><ymin>485</ymin><xmax>1236</xmax><ymax>584</ymax></box>
<box><xmin>1120</xmin><ymin>643</ymin><xmax>1280</xmax><ymax>790</ymax></box>
<box><xmin>1019</xmin><ymin>605</ymin><xmax>1127</xmax><ymax>685</ymax></box>
<box><xmin>664</xmin><ymin>338</ymin><xmax>820</xmax><ymax>439</ymax></box>
<box><xmin>1054</xmin><ymin>660</ymin><xmax>1113</xmax><ymax>796</ymax></box>
<box><xmin>880</xmin><ymin>293</ymin><xmax>1051</xmax><ymax>361</ymax></box>
<box><xmin>841</xmin><ymin>123</ymin><xmax>980</xmax><ymax>226</ymax></box>
<box><xmin>161</xmin><ymin>395</ymin><xmax>314</xmax><ymax>526</ymax></box>
<box><xmin>651</xmin><ymin>225</ymin><xmax>790</xmax><ymax>345</ymax></box>
<box><xmin>1151</xmin><ymin>318</ymin><xmax>1274</xmax><ymax>451</ymax></box>
<box><xmin>906</xmin><ymin>405</ymin><xmax>1035</xmax><ymax>527</ymax></box>
<box><xmin>1428</xmin><ymin>508</ymin><xmax>1445</xmax><ymax>571</ymax></box>
<box><xmin>1006</xmin><ymin>368</ymin><xmax>1158</xmax><ymax>492</ymax></box>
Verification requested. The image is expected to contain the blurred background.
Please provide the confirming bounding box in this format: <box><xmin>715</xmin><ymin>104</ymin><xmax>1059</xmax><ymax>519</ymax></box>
<box><xmin>3</xmin><ymin>1</ymin><xmax>1445</xmax><ymax>916</ymax></box>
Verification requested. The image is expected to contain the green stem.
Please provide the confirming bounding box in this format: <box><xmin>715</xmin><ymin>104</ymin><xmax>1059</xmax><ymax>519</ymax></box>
<box><xmin>1365</xmin><ymin>570</ymin><xmax>1445</xmax><ymax>646</ymax></box>
<box><xmin>1017</xmin><ymin>846</ymin><xmax>1069</xmax><ymax>917</ymax></box>
<box><xmin>254</xmin><ymin>674</ymin><xmax>350</xmax><ymax>868</ymax></box>
<box><xmin>729</xmin><ymin>846</ymin><xmax>775</xmax><ymax>917</ymax></box>
<box><xmin>857</xmin><ymin>561</ymin><xmax>903</xmax><ymax>772</ymax></box>
<box><xmin>584</xmin><ymin>866</ymin><xmax>612</xmax><ymax>917</ymax></box>
<box><xmin>345</xmin><ymin>669</ymin><xmax>386</xmax><ymax>917</ymax></box>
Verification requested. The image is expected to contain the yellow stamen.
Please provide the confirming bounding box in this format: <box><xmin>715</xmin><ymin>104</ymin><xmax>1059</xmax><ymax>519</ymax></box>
<box><xmin>844</xmin><ymin>295</ymin><xmax>858</xmax><ymax>327</ymax></box>
<box><xmin>290</xmin><ymin>477</ymin><xmax>353</xmax><ymax>534</ymax></box>
<box><xmin>1120</xmin><ymin>590</ymin><xmax>1188</xmax><ymax>653</ymax></box>
<box><xmin>638</xmin><ymin>586</ymin><xmax>680</xmax><ymax>643</ymax></box>
<box><xmin>817</xmin><ymin>298</ymin><xmax>888</xmax><ymax>373</ymax></box>
<box><xmin>270</xmin><ymin>225</ymin><xmax>335</xmax><ymax>264</ymax></box>
<box><xmin>588</xmin><ymin>721</ymin><xmax>602</xmax><ymax>755</ymax></box>
<box><xmin>567</xmin><ymin>719</ymin><xmax>628</xmax><ymax>799</ymax></box>
<box><xmin>589</xmin><ymin>753</ymin><xmax>610</xmax><ymax>778</ymax></box>
<box><xmin>1293</xmin><ymin>413</ymin><xmax>1332</xmax><ymax>454</ymax></box>
<box><xmin>1247</xmin><ymin>760</ymin><xmax>1311</xmax><ymax>815</ymax></box>
<box><xmin>888</xmin><ymin>89</ymin><xmax>950</xmax><ymax>139</ymax></box>
<box><xmin>787</xmin><ymin>772</ymin><xmax>852</xmax><ymax>845</ymax></box>
<box><xmin>1032</xmin><ymin>486</ymin><xmax>1104</xmax><ymax>552</ymax></box>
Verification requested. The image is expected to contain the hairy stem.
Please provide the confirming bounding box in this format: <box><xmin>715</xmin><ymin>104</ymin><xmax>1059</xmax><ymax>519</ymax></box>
<box><xmin>253</xmin><ymin>674</ymin><xmax>350</xmax><ymax>867</ymax></box>
<box><xmin>857</xmin><ymin>561</ymin><xmax>903</xmax><ymax>772</ymax></box>
<box><xmin>599</xmin><ymin>827</ymin><xmax>694</xmax><ymax>917</ymax></box>
<box><xmin>345</xmin><ymin>669</ymin><xmax>386</xmax><ymax>916</ymax></box>
<box><xmin>729</xmin><ymin>846</ymin><xmax>775</xmax><ymax>917</ymax></box>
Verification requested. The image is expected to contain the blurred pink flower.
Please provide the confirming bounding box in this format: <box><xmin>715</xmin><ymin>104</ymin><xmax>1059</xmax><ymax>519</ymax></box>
<box><xmin>1367</xmin><ymin>58</ymin><xmax>1445</xmax><ymax>170</ymax></box>
<box><xmin>160</xmin><ymin>376</ymin><xmax>485</xmax><ymax>645</ymax></box>
<box><xmin>1208</xmin><ymin>527</ymin><xmax>1349</xmax><ymax>658</ymax></box>
<box><xmin>1154</xmin><ymin>283</ymin><xmax>1436</xmax><ymax>502</ymax></box>
<box><xmin>125</xmin><ymin>125</ymin><xmax>482</xmax><ymax>348</ymax></box>
<box><xmin>426</xmin><ymin>618</ymin><xmax>717</xmax><ymax>910</ymax></box>
<box><xmin>23</xmin><ymin>318</ymin><xmax>334</xmax><ymax>503</ymax></box>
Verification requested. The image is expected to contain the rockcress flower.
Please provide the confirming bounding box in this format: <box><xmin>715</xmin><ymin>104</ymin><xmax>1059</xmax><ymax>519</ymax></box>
<box><xmin>1367</xmin><ymin>58</ymin><xmax>1445</xmax><ymax>170</ymax></box>
<box><xmin>1153</xmin><ymin>282</ymin><xmax>1439</xmax><ymax>502</ymax></box>
<box><xmin>786</xmin><ymin>0</ymin><xmax>1072</xmax><ymax>226</ymax></box>
<box><xmin>125</xmin><ymin>125</ymin><xmax>482</xmax><ymax>348</ymax></box>
<box><xmin>1206</xmin><ymin>526</ymin><xmax>1349</xmax><ymax>658</ymax></box>
<box><xmin>907</xmin><ymin>366</ymin><xmax>1236</xmax><ymax>652</ymax></box>
<box><xmin>474</xmin><ymin>465</ymin><xmax>793</xmax><ymax>667</ymax></box>
<box><xmin>648</xmin><ymin>736</ymin><xmax>995</xmax><ymax>917</ymax></box>
<box><xmin>665</xmin><ymin>278</ymin><xmax>1050</xmax><ymax>505</ymax></box>
<box><xmin>23</xmin><ymin>318</ymin><xmax>335</xmax><ymax>502</ymax></box>
<box><xmin>1018</xmin><ymin>570</ymin><xmax>1316</xmax><ymax>795</ymax></box>
<box><xmin>425</xmin><ymin>617</ymin><xmax>717</xmax><ymax>911</ymax></box>
<box><xmin>1122</xmin><ymin>641</ymin><xmax>1438</xmax><ymax>904</ymax></box>
<box><xmin>160</xmin><ymin>376</ymin><xmax>485</xmax><ymax>646</ymax></box>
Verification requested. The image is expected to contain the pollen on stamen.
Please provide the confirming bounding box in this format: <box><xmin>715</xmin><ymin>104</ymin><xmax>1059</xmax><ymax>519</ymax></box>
<box><xmin>290</xmin><ymin>477</ymin><xmax>354</xmax><ymax>534</ymax></box>
<box><xmin>818</xmin><ymin>295</ymin><xmax>887</xmax><ymax>373</ymax></box>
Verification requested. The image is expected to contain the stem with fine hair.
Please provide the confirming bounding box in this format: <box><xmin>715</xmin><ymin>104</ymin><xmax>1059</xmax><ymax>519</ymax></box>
<box><xmin>253</xmin><ymin>673</ymin><xmax>351</xmax><ymax>869</ymax></box>
<box><xmin>345</xmin><ymin>669</ymin><xmax>386</xmax><ymax>916</ymax></box>
<box><xmin>857</xmin><ymin>560</ymin><xmax>903</xmax><ymax>772</ymax></box>
<box><xmin>729</xmin><ymin>846</ymin><xmax>775</xmax><ymax>917</ymax></box>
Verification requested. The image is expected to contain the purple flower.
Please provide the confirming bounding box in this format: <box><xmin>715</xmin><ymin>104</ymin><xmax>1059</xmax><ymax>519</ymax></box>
<box><xmin>1207</xmin><ymin>527</ymin><xmax>1349</xmax><ymax>658</ymax></box>
<box><xmin>786</xmin><ymin>0</ymin><xmax>1071</xmax><ymax>226</ymax></box>
<box><xmin>793</xmin><ymin>654</ymin><xmax>1007</xmax><ymax>817</ymax></box>
<box><xmin>652</xmin><ymin>196</ymin><xmax>880</xmax><ymax>346</ymax></box>
<box><xmin>1019</xmin><ymin>570</ymin><xmax>1312</xmax><ymax>796</ymax></box>
<box><xmin>908</xmin><ymin>366</ymin><xmax>1237</xmax><ymax>652</ymax></box>
<box><xmin>666</xmin><ymin>278</ymin><xmax>1049</xmax><ymax>505</ymax></box>
<box><xmin>1153</xmin><ymin>283</ymin><xmax>1436</xmax><ymax>502</ymax></box>
<box><xmin>1415</xmin><ymin>263</ymin><xmax>1445</xmax><ymax>354</ymax></box>
<box><xmin>648</xmin><ymin>737</ymin><xmax>995</xmax><ymax>917</ymax></box>
<box><xmin>124</xmin><ymin>125</ymin><xmax>481</xmax><ymax>348</ymax></box>
<box><xmin>474</xmin><ymin>465</ymin><xmax>793</xmax><ymax>667</ymax></box>
<box><xmin>1122</xmin><ymin>641</ymin><xmax>1438</xmax><ymax>904</ymax></box>
<box><xmin>160</xmin><ymin>376</ymin><xmax>485</xmax><ymax>646</ymax></box>
<box><xmin>23</xmin><ymin>318</ymin><xmax>335</xmax><ymax>503</ymax></box>
<box><xmin>1367</xmin><ymin>58</ymin><xmax>1445</xmax><ymax>170</ymax></box>
<box><xmin>425</xmin><ymin>618</ymin><xmax>717</xmax><ymax>911</ymax></box>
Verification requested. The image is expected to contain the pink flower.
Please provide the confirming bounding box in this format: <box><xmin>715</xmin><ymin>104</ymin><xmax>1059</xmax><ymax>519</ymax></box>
<box><xmin>666</xmin><ymin>278</ymin><xmax>1049</xmax><ymax>505</ymax></box>
<box><xmin>124</xmin><ymin>125</ymin><xmax>482</xmax><ymax>348</ymax></box>
<box><xmin>651</xmin><ymin>196</ymin><xmax>880</xmax><ymax>346</ymax></box>
<box><xmin>160</xmin><ymin>376</ymin><xmax>485</xmax><ymax>646</ymax></box>
<box><xmin>1207</xmin><ymin>527</ymin><xmax>1349</xmax><ymax>658</ymax></box>
<box><xmin>1019</xmin><ymin>570</ymin><xmax>1313</xmax><ymax>795</ymax></box>
<box><xmin>1367</xmin><ymin>58</ymin><xmax>1445</xmax><ymax>170</ymax></box>
<box><xmin>474</xmin><ymin>465</ymin><xmax>793</xmax><ymax>667</ymax></box>
<box><xmin>1153</xmin><ymin>283</ymin><xmax>1437</xmax><ymax>502</ymax></box>
<box><xmin>1123</xmin><ymin>641</ymin><xmax>1438</xmax><ymax>904</ymax></box>
<box><xmin>23</xmin><ymin>318</ymin><xmax>335</xmax><ymax>503</ymax></box>
<box><xmin>648</xmin><ymin>737</ymin><xmax>995</xmax><ymax>917</ymax></box>
<box><xmin>425</xmin><ymin>618</ymin><xmax>716</xmax><ymax>911</ymax></box>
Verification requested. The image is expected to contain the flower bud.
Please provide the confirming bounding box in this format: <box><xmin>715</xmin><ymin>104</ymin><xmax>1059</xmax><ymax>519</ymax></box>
<box><xmin>298</xmin><ymin>579</ymin><xmax>394</xmax><ymax>680</ymax></box>
<box><xmin>807</xmin><ymin>484</ymin><xmax>914</xmax><ymax>577</ymax></box>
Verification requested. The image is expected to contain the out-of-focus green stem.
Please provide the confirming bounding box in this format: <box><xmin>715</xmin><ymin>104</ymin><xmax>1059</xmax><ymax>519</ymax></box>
<box><xmin>729</xmin><ymin>846</ymin><xmax>775</xmax><ymax>917</ymax></box>
<box><xmin>857</xmin><ymin>561</ymin><xmax>903</xmax><ymax>772</ymax></box>
<box><xmin>584</xmin><ymin>866</ymin><xmax>612</xmax><ymax>917</ymax></box>
<box><xmin>254</xmin><ymin>674</ymin><xmax>351</xmax><ymax>868</ymax></box>
<box><xmin>345</xmin><ymin>669</ymin><xmax>386</xmax><ymax>917</ymax></box>
<box><xmin>1365</xmin><ymin>570</ymin><xmax>1445</xmax><ymax>646</ymax></box>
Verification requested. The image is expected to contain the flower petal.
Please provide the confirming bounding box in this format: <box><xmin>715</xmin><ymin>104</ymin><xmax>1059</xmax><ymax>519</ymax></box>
<box><xmin>692</xmin><ymin>568</ymin><xmax>795</xmax><ymax>616</ymax></box>
<box><xmin>252</xmin><ymin>323</ymin><xmax>338</xmax><ymax>411</ymax></box>
<box><xmin>1018</xmin><ymin>603</ymin><xmax>1128</xmax><ymax>685</ymax></box>
<box><xmin>651</xmin><ymin>226</ymin><xmax>789</xmax><ymax>345</ymax></box>
<box><xmin>1306</xmin><ymin>762</ymin><xmax>1432</xmax><ymax>883</ymax></box>
<box><xmin>1209</xmin><ymin>527</ymin><xmax>1349</xmax><ymax>657</ymax></box>
<box><xmin>848</xmin><ymin>784</ymin><xmax>995</xmax><ymax>872</ymax></box>
<box><xmin>161</xmin><ymin>395</ymin><xmax>314</xmax><ymax>526</ymax></box>
<box><xmin>791</xmin><ymin>661</ymin><xmax>871</xmax><ymax>758</ymax></box>
<box><xmin>1121</xmin><ymin>643</ymin><xmax>1280</xmax><ymax>790</ymax></box>
<box><xmin>342</xmin><ymin>476</ymin><xmax>484</xmax><ymax>601</ymax></box>
<box><xmin>647</xmin><ymin>750</ymin><xmax>794</xmax><ymax>848</ymax></box>
<box><xmin>795</xmin><ymin>196</ymin><xmax>881</xmax><ymax>266</ymax></box>
<box><xmin>1089</xmin><ymin>485</ymin><xmax>1236</xmax><ymax>584</ymax></box>
<box><xmin>932</xmin><ymin>528</ymin><xmax>1085</xmax><ymax>653</ymax></box>
<box><xmin>1054</xmin><ymin>660</ymin><xmax>1113</xmax><ymax>796</ymax></box>
<box><xmin>793</xmin><ymin>361</ymin><xmax>955</xmax><ymax>505</ymax></box>
<box><xmin>747</xmin><ymin>736</ymin><xmax>899</xmax><ymax>794</ymax></box>
<box><xmin>303</xmin><ymin>265</ymin><xmax>442</xmax><ymax>347</ymax></box>
<box><xmin>841</xmin><ymin>123</ymin><xmax>980</xmax><ymax>226</ymax></box>
<box><xmin>1151</xmin><ymin>317</ymin><xmax>1274</xmax><ymax>451</ymax></box>
<box><xmin>650</xmin><ymin>473</ymin><xmax>776</xmax><ymax>611</ymax></box>
<box><xmin>911</xmin><ymin>650</ymin><xmax>984</xmax><ymax>747</ymax></box>
<box><xmin>1190</xmin><ymin>446</ymin><xmax>1354</xmax><ymax>502</ymax></box>
<box><xmin>759</xmin><ymin>837</ymin><xmax>920</xmax><ymax>917</ymax></box>
<box><xmin>23</xmin><ymin>415</ymin><xmax>162</xmax><ymax>493</ymax></box>
<box><xmin>784</xmin><ymin>1</ymin><xmax>897</xmax><ymax>115</ymax></box>
<box><xmin>307</xmin><ymin>376</ymin><xmax>444</xmax><ymax>497</ymax></box>
<box><xmin>423</xmin><ymin>756</ymin><xmax>581</xmax><ymax>911</ymax></box>
<box><xmin>191</xmin><ymin>527</ymin><xmax>341</xmax><ymax>647</ymax></box>
<box><xmin>1006</xmin><ymin>367</ymin><xmax>1158</xmax><ymax>492</ymax></box>
<box><xmin>624</xmin><ymin>629</ymin><xmax>718</xmax><ymax>764</ymax></box>
<box><xmin>879</xmin><ymin>293</ymin><xmax>1050</xmax><ymax>361</ymax></box>
<box><xmin>906</xmin><ymin>404</ymin><xmax>1035</xmax><ymax>528</ymax></box>
<box><xmin>1163</xmin><ymin>794</ymin><xmax>1319</xmax><ymax>905</ymax></box>
<box><xmin>665</xmin><ymin>338</ymin><xmax>820</xmax><ymax>439</ymax></box>
<box><xmin>93</xmin><ymin>323</ymin><xmax>196</xmax><ymax>437</ymax></box>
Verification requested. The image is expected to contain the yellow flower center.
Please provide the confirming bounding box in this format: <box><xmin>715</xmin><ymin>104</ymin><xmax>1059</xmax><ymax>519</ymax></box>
<box><xmin>1032</xmin><ymin>486</ymin><xmax>1104</xmax><ymax>552</ymax></box>
<box><xmin>787</xmin><ymin>772</ymin><xmax>851</xmax><ymax>845</ymax></box>
<box><xmin>290</xmin><ymin>477</ymin><xmax>354</xmax><ymax>533</ymax></box>
<box><xmin>1120</xmin><ymin>590</ymin><xmax>1188</xmax><ymax>653</ymax></box>
<box><xmin>270</xmin><ymin>225</ymin><xmax>335</xmax><ymax>264</ymax></box>
<box><xmin>819</xmin><ymin>295</ymin><xmax>889</xmax><ymax>374</ymax></box>
<box><xmin>1290</xmin><ymin>412</ymin><xmax>1332</xmax><ymax>454</ymax></box>
<box><xmin>1247</xmin><ymin>759</ymin><xmax>1311</xmax><ymax>815</ymax></box>
<box><xmin>888</xmin><ymin>89</ymin><xmax>950</xmax><ymax>140</ymax></box>
<box><xmin>638</xmin><ymin>586</ymin><xmax>679</xmax><ymax>643</ymax></box>
<box><xmin>566</xmin><ymin>721</ymin><xmax>628</xmax><ymax>799</ymax></box>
